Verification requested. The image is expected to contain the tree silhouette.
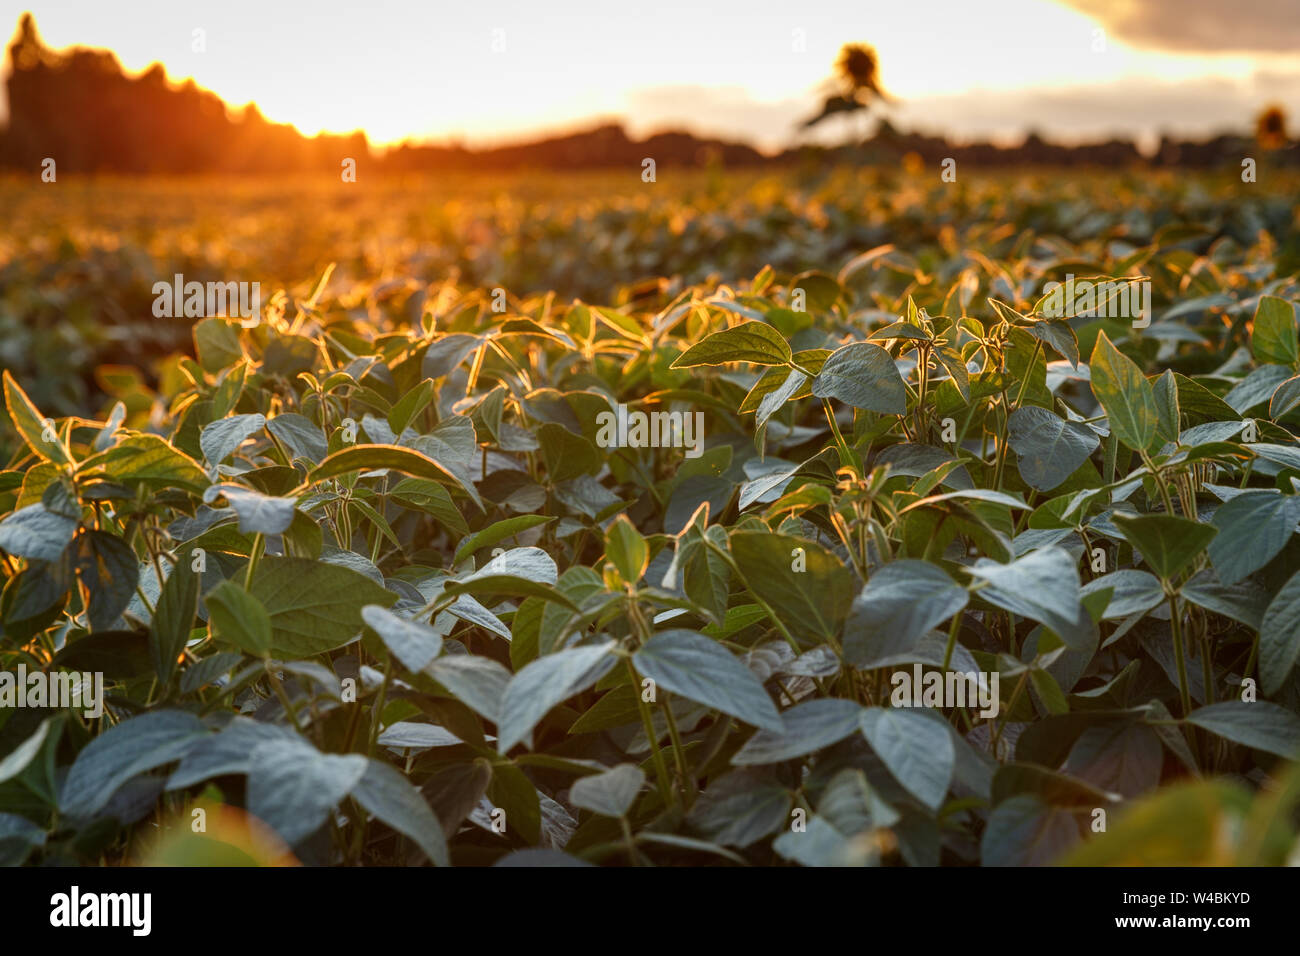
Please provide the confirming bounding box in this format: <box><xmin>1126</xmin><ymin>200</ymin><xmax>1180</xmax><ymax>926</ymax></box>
<box><xmin>0</xmin><ymin>13</ymin><xmax>368</xmax><ymax>173</ymax></box>
<box><xmin>801</xmin><ymin>43</ymin><xmax>891</xmax><ymax>140</ymax></box>
<box><xmin>1256</xmin><ymin>105</ymin><xmax>1288</xmax><ymax>150</ymax></box>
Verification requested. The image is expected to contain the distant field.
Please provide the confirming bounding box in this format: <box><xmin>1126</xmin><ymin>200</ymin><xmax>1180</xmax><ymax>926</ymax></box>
<box><xmin>2</xmin><ymin>166</ymin><xmax>1295</xmax><ymax>421</ymax></box>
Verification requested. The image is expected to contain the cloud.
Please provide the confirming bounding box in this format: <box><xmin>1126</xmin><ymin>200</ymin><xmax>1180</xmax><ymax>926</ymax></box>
<box><xmin>623</xmin><ymin>71</ymin><xmax>1300</xmax><ymax>151</ymax></box>
<box><xmin>1058</xmin><ymin>0</ymin><xmax>1300</xmax><ymax>53</ymax></box>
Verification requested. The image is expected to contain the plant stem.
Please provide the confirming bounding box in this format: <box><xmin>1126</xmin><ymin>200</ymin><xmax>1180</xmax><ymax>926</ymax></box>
<box><xmin>626</xmin><ymin>656</ymin><xmax>675</xmax><ymax>811</ymax></box>
<box><xmin>1141</xmin><ymin>453</ymin><xmax>1176</xmax><ymax>516</ymax></box>
<box><xmin>366</xmin><ymin>655</ymin><xmax>393</xmax><ymax>757</ymax></box>
<box><xmin>244</xmin><ymin>533</ymin><xmax>265</xmax><ymax>588</ymax></box>
<box><xmin>1200</xmin><ymin>637</ymin><xmax>1215</xmax><ymax>707</ymax></box>
<box><xmin>822</xmin><ymin>398</ymin><xmax>857</xmax><ymax>473</ymax></box>
<box><xmin>942</xmin><ymin>610</ymin><xmax>963</xmax><ymax>671</ymax></box>
<box><xmin>990</xmin><ymin>669</ymin><xmax>1028</xmax><ymax>760</ymax></box>
<box><xmin>269</xmin><ymin>664</ymin><xmax>304</xmax><ymax>733</ymax></box>
<box><xmin>992</xmin><ymin>390</ymin><xmax>1011</xmax><ymax>490</ymax></box>
<box><xmin>1168</xmin><ymin>592</ymin><xmax>1193</xmax><ymax>718</ymax></box>
<box><xmin>661</xmin><ymin>696</ymin><xmax>694</xmax><ymax>807</ymax></box>
<box><xmin>1242</xmin><ymin>634</ymin><xmax>1260</xmax><ymax>687</ymax></box>
<box><xmin>619</xmin><ymin>816</ymin><xmax>640</xmax><ymax>866</ymax></box>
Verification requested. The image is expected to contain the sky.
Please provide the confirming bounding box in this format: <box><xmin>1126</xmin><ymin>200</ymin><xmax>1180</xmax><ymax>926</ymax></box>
<box><xmin>1</xmin><ymin>0</ymin><xmax>1297</xmax><ymax>151</ymax></box>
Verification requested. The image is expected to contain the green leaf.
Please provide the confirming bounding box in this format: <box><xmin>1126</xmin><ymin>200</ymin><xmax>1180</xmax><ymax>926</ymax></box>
<box><xmin>60</xmin><ymin>710</ymin><xmax>207</xmax><ymax>819</ymax></box>
<box><xmin>729</xmin><ymin>531</ymin><xmax>854</xmax><ymax>643</ymax></box>
<box><xmin>498</xmin><ymin>642</ymin><xmax>619</xmax><ymax>752</ymax></box>
<box><xmin>361</xmin><ymin>605</ymin><xmax>443</xmax><ymax>673</ymax></box>
<box><xmin>634</xmin><ymin>629</ymin><xmax>784</xmax><ymax>732</ymax></box>
<box><xmin>1063</xmin><ymin>722</ymin><xmax>1162</xmax><ymax>798</ymax></box>
<box><xmin>0</xmin><ymin>504</ymin><xmax>78</xmax><ymax>562</ymax></box>
<box><xmin>80</xmin><ymin>434</ymin><xmax>209</xmax><ymax>493</ymax></box>
<box><xmin>992</xmin><ymin>761</ymin><xmax>1115</xmax><ymax>807</ymax></box>
<box><xmin>858</xmin><ymin>707</ymin><xmax>954</xmax><ymax>810</ymax></box>
<box><xmin>1207</xmin><ymin>490</ymin><xmax>1300</xmax><ymax>586</ymax></box>
<box><xmin>2</xmin><ymin>564</ymin><xmax>67</xmax><ymax>635</ymax></box>
<box><xmin>1151</xmin><ymin>369</ymin><xmax>1181</xmax><ymax>448</ymax></box>
<box><xmin>817</xmin><ymin>767</ymin><xmax>899</xmax><ymax>833</ymax></box>
<box><xmin>266</xmin><ymin>412</ymin><xmax>328</xmax><ymax>463</ymax></box>
<box><xmin>739</xmin><ymin>350</ymin><xmax>827</xmax><ymax>413</ymax></box>
<box><xmin>980</xmin><ymin>794</ymin><xmax>1079</xmax><ymax>866</ymax></box>
<box><xmin>422</xmin><ymin>333</ymin><xmax>481</xmax><ymax>379</ymax></box>
<box><xmin>1226</xmin><ymin>364</ymin><xmax>1293</xmax><ymax>413</ymax></box>
<box><xmin>151</xmin><ymin>555</ymin><xmax>199</xmax><ymax>682</ymax></box>
<box><xmin>1079</xmin><ymin>569</ymin><xmax>1164</xmax><ymax>620</ymax></box>
<box><xmin>199</xmin><ymin>413</ymin><xmax>266</xmax><ymax>466</ymax></box>
<box><xmin>1113</xmin><ymin>513</ymin><xmax>1218</xmax><ymax>582</ymax></box>
<box><xmin>1089</xmin><ymin>330</ymin><xmax>1157</xmax><ymax>452</ymax></box>
<box><xmin>444</xmin><ymin>547</ymin><xmax>579</xmax><ymax>612</ymax></box>
<box><xmin>351</xmin><ymin>758</ymin><xmax>449</xmax><ymax>866</ymax></box>
<box><xmin>1024</xmin><ymin>319</ymin><xmax>1080</xmax><ymax>370</ymax></box>
<box><xmin>180</xmin><ymin>652</ymin><xmax>243</xmax><ymax>693</ymax></box>
<box><xmin>935</xmin><ymin>345</ymin><xmax>971</xmax><ymax>401</ymax></box>
<box><xmin>755</xmin><ymin>367</ymin><xmax>808</xmax><ymax>430</ymax></box>
<box><xmin>70</xmin><ymin>529</ymin><xmax>138</xmax><ymax>631</ymax></box>
<box><xmin>670</xmin><ymin>321</ymin><xmax>792</xmax><ymax>368</ymax></box>
<box><xmin>388</xmin><ymin>379</ymin><xmax>434</xmax><ymax>435</ymax></box>
<box><xmin>843</xmin><ymin>560</ymin><xmax>968</xmax><ymax>667</ymax></box>
<box><xmin>486</xmin><ymin>761</ymin><xmax>541</xmax><ymax>844</ymax></box>
<box><xmin>52</xmin><ymin>629</ymin><xmax>152</xmax><ymax>679</ymax></box>
<box><xmin>453</xmin><ymin>514</ymin><xmax>554</xmax><ymax>563</ymax></box>
<box><xmin>569</xmin><ymin>764</ymin><xmax>645</xmax><ymax>818</ymax></box>
<box><xmin>246</xmin><ymin>738</ymin><xmax>367</xmax><ymax>845</ymax></box>
<box><xmin>687</xmin><ymin>769</ymin><xmax>792</xmax><ymax>847</ymax></box>
<box><xmin>425</xmin><ymin>655</ymin><xmax>511</xmax><ymax>725</ymax></box>
<box><xmin>0</xmin><ymin>718</ymin><xmax>53</xmax><ymax>785</ymax></box>
<box><xmin>1180</xmin><ymin>569</ymin><xmax>1267</xmax><ymax>631</ymax></box>
<box><xmin>1007</xmin><ymin>406</ymin><xmax>1099</xmax><ymax>492</ymax></box>
<box><xmin>969</xmin><ymin>548</ymin><xmax>1092</xmax><ymax>650</ymax></box>
<box><xmin>248</xmin><ymin>556</ymin><xmax>396</xmax><ymax>657</ymax></box>
<box><xmin>390</xmin><ymin>478</ymin><xmax>468</xmax><ymax>535</ymax></box>
<box><xmin>204</xmin><ymin>579</ymin><xmax>272</xmax><ymax>657</ymax></box>
<box><xmin>310</xmin><ymin>444</ymin><xmax>480</xmax><ymax>508</ymax></box>
<box><xmin>446</xmin><ymin>593</ymin><xmax>509</xmax><ymax>640</ymax></box>
<box><xmin>790</xmin><ymin>271</ymin><xmax>843</xmax><ymax>312</ymax></box>
<box><xmin>0</xmin><ymin>814</ymin><xmax>45</xmax><ymax>864</ymax></box>
<box><xmin>203</xmin><ymin>483</ymin><xmax>298</xmax><ymax>535</ymax></box>
<box><xmin>1270</xmin><ymin>375</ymin><xmax>1300</xmax><ymax>420</ymax></box>
<box><xmin>443</xmin><ymin>575</ymin><xmax>578</xmax><ymax>612</ymax></box>
<box><xmin>605</xmin><ymin>514</ymin><xmax>648</xmax><ymax>583</ymax></box>
<box><xmin>537</xmin><ymin>423</ymin><xmax>602</xmax><ymax>483</ymax></box>
<box><xmin>194</xmin><ymin>318</ymin><xmax>243</xmax><ymax>374</ymax></box>
<box><xmin>3</xmin><ymin>370</ymin><xmax>70</xmax><ymax>464</ymax></box>
<box><xmin>901</xmin><ymin>488</ymin><xmax>1030</xmax><ymax>512</ymax></box>
<box><xmin>731</xmin><ymin>699</ymin><xmax>862</xmax><ymax>765</ymax></box>
<box><xmin>1030</xmin><ymin>667</ymin><xmax>1069</xmax><ymax>715</ymax></box>
<box><xmin>810</xmin><ymin>342</ymin><xmax>907</xmax><ymax>414</ymax></box>
<box><xmin>678</xmin><ymin>524</ymin><xmax>731</xmax><ymax>626</ymax></box>
<box><xmin>772</xmin><ymin>814</ymin><xmax>865</xmax><ymax>866</ymax></box>
<box><xmin>1251</xmin><ymin>295</ymin><xmax>1298</xmax><ymax>368</ymax></box>
<box><xmin>1184</xmin><ymin>701</ymin><xmax>1300</xmax><ymax>758</ymax></box>
<box><xmin>1260</xmin><ymin>568</ymin><xmax>1300</xmax><ymax>695</ymax></box>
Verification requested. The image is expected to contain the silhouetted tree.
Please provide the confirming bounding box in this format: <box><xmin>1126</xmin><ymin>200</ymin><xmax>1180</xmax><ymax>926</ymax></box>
<box><xmin>0</xmin><ymin>14</ymin><xmax>368</xmax><ymax>174</ymax></box>
<box><xmin>1257</xmin><ymin>105</ymin><xmax>1288</xmax><ymax>150</ymax></box>
<box><xmin>801</xmin><ymin>43</ymin><xmax>890</xmax><ymax>142</ymax></box>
